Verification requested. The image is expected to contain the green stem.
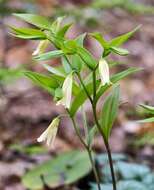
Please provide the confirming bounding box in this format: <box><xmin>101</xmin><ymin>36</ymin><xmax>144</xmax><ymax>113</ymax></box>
<box><xmin>76</xmin><ymin>72</ymin><xmax>93</xmax><ymax>104</ymax></box>
<box><xmin>87</xmin><ymin>148</ymin><xmax>101</xmax><ymax>190</ymax></box>
<box><xmin>81</xmin><ymin>106</ymin><xmax>88</xmax><ymax>140</ymax></box>
<box><xmin>92</xmin><ymin>103</ymin><xmax>117</xmax><ymax>190</ymax></box>
<box><xmin>92</xmin><ymin>70</ymin><xmax>117</xmax><ymax>190</ymax></box>
<box><xmin>69</xmin><ymin>113</ymin><xmax>88</xmax><ymax>148</ymax></box>
<box><xmin>78</xmin><ymin>70</ymin><xmax>117</xmax><ymax>190</ymax></box>
<box><xmin>93</xmin><ymin>70</ymin><xmax>97</xmax><ymax>101</ymax></box>
<box><xmin>68</xmin><ymin>113</ymin><xmax>101</xmax><ymax>190</ymax></box>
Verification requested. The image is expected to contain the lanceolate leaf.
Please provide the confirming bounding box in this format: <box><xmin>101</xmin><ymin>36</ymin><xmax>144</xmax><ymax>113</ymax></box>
<box><xmin>71</xmin><ymin>34</ymin><xmax>87</xmax><ymax>72</ymax></box>
<box><xmin>51</xmin><ymin>16</ymin><xmax>65</xmax><ymax>33</ymax></box>
<box><xmin>71</xmin><ymin>54</ymin><xmax>83</xmax><ymax>72</ymax></box>
<box><xmin>110</xmin><ymin>46</ymin><xmax>129</xmax><ymax>56</ymax></box>
<box><xmin>51</xmin><ymin>74</ymin><xmax>80</xmax><ymax>96</ymax></box>
<box><xmin>70</xmin><ymin>67</ymin><xmax>141</xmax><ymax>116</ymax></box>
<box><xmin>70</xmin><ymin>80</ymin><xmax>100</xmax><ymax>117</ymax></box>
<box><xmin>9</xmin><ymin>26</ymin><xmax>46</xmax><ymax>40</ymax></box>
<box><xmin>42</xmin><ymin>64</ymin><xmax>66</xmax><ymax>77</ymax></box>
<box><xmin>77</xmin><ymin>46</ymin><xmax>97</xmax><ymax>70</ymax></box>
<box><xmin>89</xmin><ymin>32</ymin><xmax>109</xmax><ymax>49</ymax></box>
<box><xmin>109</xmin><ymin>25</ymin><xmax>141</xmax><ymax>47</ymax></box>
<box><xmin>22</xmin><ymin>71</ymin><xmax>59</xmax><ymax>94</ymax></box>
<box><xmin>96</xmin><ymin>67</ymin><xmax>142</xmax><ymax>101</ymax></box>
<box><xmin>61</xmin><ymin>56</ymin><xmax>72</xmax><ymax>74</ymax></box>
<box><xmin>101</xmin><ymin>85</ymin><xmax>120</xmax><ymax>140</ymax></box>
<box><xmin>87</xmin><ymin>126</ymin><xmax>98</xmax><ymax>147</ymax></box>
<box><xmin>34</xmin><ymin>50</ymin><xmax>64</xmax><ymax>61</ymax></box>
<box><xmin>75</xmin><ymin>33</ymin><xmax>86</xmax><ymax>46</ymax></box>
<box><xmin>138</xmin><ymin>117</ymin><xmax>154</xmax><ymax>123</ymax></box>
<box><xmin>13</xmin><ymin>13</ymin><xmax>51</xmax><ymax>29</ymax></box>
<box><xmin>139</xmin><ymin>104</ymin><xmax>154</xmax><ymax>114</ymax></box>
<box><xmin>57</xmin><ymin>23</ymin><xmax>72</xmax><ymax>38</ymax></box>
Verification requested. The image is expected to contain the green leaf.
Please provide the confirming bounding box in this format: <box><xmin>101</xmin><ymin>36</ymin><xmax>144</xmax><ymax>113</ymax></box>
<box><xmin>110</xmin><ymin>46</ymin><xmax>129</xmax><ymax>56</ymax></box>
<box><xmin>77</xmin><ymin>46</ymin><xmax>97</xmax><ymax>70</ymax></box>
<box><xmin>13</xmin><ymin>13</ymin><xmax>51</xmax><ymax>29</ymax></box>
<box><xmin>44</xmin><ymin>71</ymin><xmax>79</xmax><ymax>96</ymax></box>
<box><xmin>61</xmin><ymin>56</ymin><xmax>72</xmax><ymax>74</ymax></box>
<box><xmin>22</xmin><ymin>150</ymin><xmax>91</xmax><ymax>189</ymax></box>
<box><xmin>71</xmin><ymin>34</ymin><xmax>87</xmax><ymax>72</ymax></box>
<box><xmin>9</xmin><ymin>26</ymin><xmax>46</xmax><ymax>40</ymax></box>
<box><xmin>87</xmin><ymin>126</ymin><xmax>98</xmax><ymax>147</ymax></box>
<box><xmin>71</xmin><ymin>54</ymin><xmax>83</xmax><ymax>72</ymax></box>
<box><xmin>75</xmin><ymin>33</ymin><xmax>86</xmax><ymax>46</ymax></box>
<box><xmin>89</xmin><ymin>32</ymin><xmax>109</xmax><ymax>48</ymax></box>
<box><xmin>108</xmin><ymin>60</ymin><xmax>128</xmax><ymax>68</ymax></box>
<box><xmin>57</xmin><ymin>23</ymin><xmax>72</xmax><ymax>38</ymax></box>
<box><xmin>138</xmin><ymin>117</ymin><xmax>154</xmax><ymax>123</ymax></box>
<box><xmin>89</xmin><ymin>32</ymin><xmax>111</xmax><ymax>57</ymax></box>
<box><xmin>70</xmin><ymin>67</ymin><xmax>141</xmax><ymax>116</ymax></box>
<box><xmin>139</xmin><ymin>104</ymin><xmax>154</xmax><ymax>114</ymax></box>
<box><xmin>70</xmin><ymin>80</ymin><xmax>100</xmax><ymax>117</ymax></box>
<box><xmin>34</xmin><ymin>50</ymin><xmax>64</xmax><ymax>61</ymax></box>
<box><xmin>42</xmin><ymin>64</ymin><xmax>66</xmax><ymax>77</ymax></box>
<box><xmin>51</xmin><ymin>16</ymin><xmax>65</xmax><ymax>33</ymax></box>
<box><xmin>54</xmin><ymin>87</ymin><xmax>63</xmax><ymax>100</ymax></box>
<box><xmin>62</xmin><ymin>40</ymin><xmax>77</xmax><ymax>54</ymax></box>
<box><xmin>22</xmin><ymin>71</ymin><xmax>59</xmax><ymax>94</ymax></box>
<box><xmin>109</xmin><ymin>25</ymin><xmax>141</xmax><ymax>47</ymax></box>
<box><xmin>96</xmin><ymin>67</ymin><xmax>142</xmax><ymax>101</ymax></box>
<box><xmin>101</xmin><ymin>85</ymin><xmax>120</xmax><ymax>139</ymax></box>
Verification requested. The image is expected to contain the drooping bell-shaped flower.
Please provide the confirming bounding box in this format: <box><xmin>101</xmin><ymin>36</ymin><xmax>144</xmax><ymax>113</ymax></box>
<box><xmin>99</xmin><ymin>58</ymin><xmax>110</xmax><ymax>86</ymax></box>
<box><xmin>56</xmin><ymin>73</ymin><xmax>73</xmax><ymax>109</ymax></box>
<box><xmin>32</xmin><ymin>40</ymin><xmax>49</xmax><ymax>56</ymax></box>
<box><xmin>37</xmin><ymin>117</ymin><xmax>60</xmax><ymax>147</ymax></box>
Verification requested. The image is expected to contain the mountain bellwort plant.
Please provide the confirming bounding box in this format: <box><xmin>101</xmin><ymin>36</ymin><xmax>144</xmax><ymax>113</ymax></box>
<box><xmin>9</xmin><ymin>14</ymin><xmax>142</xmax><ymax>190</ymax></box>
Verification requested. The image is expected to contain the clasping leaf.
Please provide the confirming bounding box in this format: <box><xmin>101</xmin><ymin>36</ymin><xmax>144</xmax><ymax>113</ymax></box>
<box><xmin>101</xmin><ymin>85</ymin><xmax>120</xmax><ymax>140</ymax></box>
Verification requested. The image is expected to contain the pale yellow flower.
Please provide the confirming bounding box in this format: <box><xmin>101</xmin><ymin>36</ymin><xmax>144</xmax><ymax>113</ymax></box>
<box><xmin>56</xmin><ymin>73</ymin><xmax>73</xmax><ymax>109</ymax></box>
<box><xmin>37</xmin><ymin>117</ymin><xmax>60</xmax><ymax>147</ymax></box>
<box><xmin>99</xmin><ymin>58</ymin><xmax>110</xmax><ymax>86</ymax></box>
<box><xmin>32</xmin><ymin>40</ymin><xmax>49</xmax><ymax>56</ymax></box>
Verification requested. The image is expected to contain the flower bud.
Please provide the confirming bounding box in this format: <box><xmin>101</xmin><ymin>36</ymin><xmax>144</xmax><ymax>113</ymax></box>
<box><xmin>99</xmin><ymin>58</ymin><xmax>110</xmax><ymax>86</ymax></box>
<box><xmin>32</xmin><ymin>40</ymin><xmax>49</xmax><ymax>56</ymax></box>
<box><xmin>37</xmin><ymin>117</ymin><xmax>60</xmax><ymax>147</ymax></box>
<box><xmin>56</xmin><ymin>73</ymin><xmax>73</xmax><ymax>109</ymax></box>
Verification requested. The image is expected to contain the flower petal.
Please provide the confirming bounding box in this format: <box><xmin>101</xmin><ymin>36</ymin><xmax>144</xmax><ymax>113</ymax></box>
<box><xmin>37</xmin><ymin>117</ymin><xmax>60</xmax><ymax>147</ymax></box>
<box><xmin>99</xmin><ymin>58</ymin><xmax>110</xmax><ymax>86</ymax></box>
<box><xmin>32</xmin><ymin>40</ymin><xmax>49</xmax><ymax>56</ymax></box>
<box><xmin>56</xmin><ymin>73</ymin><xmax>73</xmax><ymax>109</ymax></box>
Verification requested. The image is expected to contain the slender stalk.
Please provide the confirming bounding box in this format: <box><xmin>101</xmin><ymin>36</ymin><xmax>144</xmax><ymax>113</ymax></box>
<box><xmin>87</xmin><ymin>148</ymin><xmax>101</xmax><ymax>190</ymax></box>
<box><xmin>68</xmin><ymin>114</ymin><xmax>101</xmax><ymax>190</ymax></box>
<box><xmin>70</xmin><ymin>115</ymin><xmax>88</xmax><ymax>148</ymax></box>
<box><xmin>63</xmin><ymin>54</ymin><xmax>116</xmax><ymax>189</ymax></box>
<box><xmin>76</xmin><ymin>72</ymin><xmax>93</xmax><ymax>104</ymax></box>
<box><xmin>92</xmin><ymin>70</ymin><xmax>117</xmax><ymax>190</ymax></box>
<box><xmin>104</xmin><ymin>140</ymin><xmax>117</xmax><ymax>190</ymax></box>
<box><xmin>92</xmin><ymin>103</ymin><xmax>117</xmax><ymax>190</ymax></box>
<box><xmin>81</xmin><ymin>106</ymin><xmax>101</xmax><ymax>190</ymax></box>
<box><xmin>77</xmin><ymin>71</ymin><xmax>116</xmax><ymax>190</ymax></box>
<box><xmin>63</xmin><ymin>56</ymin><xmax>101</xmax><ymax>190</ymax></box>
<box><xmin>93</xmin><ymin>71</ymin><xmax>97</xmax><ymax>101</ymax></box>
<box><xmin>81</xmin><ymin>106</ymin><xmax>88</xmax><ymax>140</ymax></box>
